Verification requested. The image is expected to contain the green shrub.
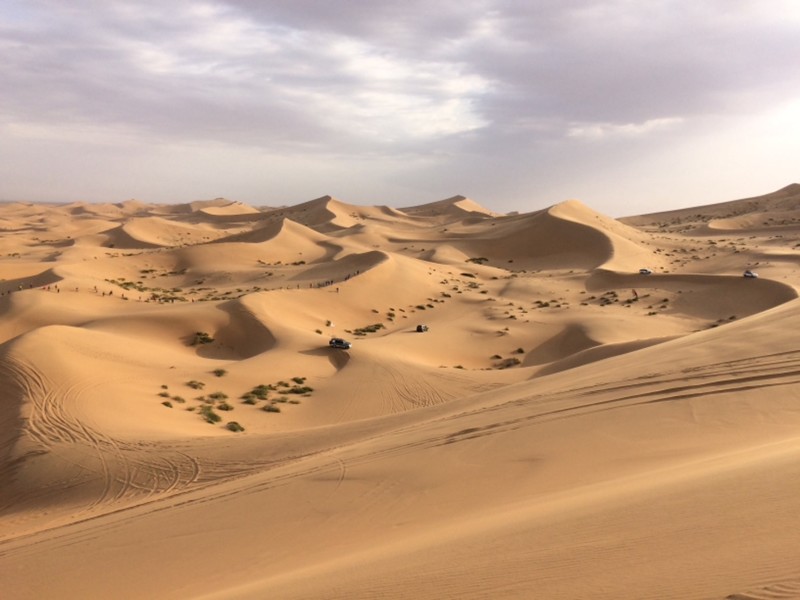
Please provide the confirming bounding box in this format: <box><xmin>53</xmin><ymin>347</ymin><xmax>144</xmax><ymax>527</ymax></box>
<box><xmin>186</xmin><ymin>380</ymin><xmax>205</xmax><ymax>390</ymax></box>
<box><xmin>199</xmin><ymin>405</ymin><xmax>221</xmax><ymax>423</ymax></box>
<box><xmin>208</xmin><ymin>392</ymin><xmax>228</xmax><ymax>401</ymax></box>
<box><xmin>263</xmin><ymin>404</ymin><xmax>281</xmax><ymax>413</ymax></box>
<box><xmin>217</xmin><ymin>402</ymin><xmax>234</xmax><ymax>411</ymax></box>
<box><xmin>288</xmin><ymin>386</ymin><xmax>313</xmax><ymax>395</ymax></box>
<box><xmin>192</xmin><ymin>332</ymin><xmax>214</xmax><ymax>345</ymax></box>
<box><xmin>226</xmin><ymin>421</ymin><xmax>245</xmax><ymax>432</ymax></box>
<box><xmin>291</xmin><ymin>376</ymin><xmax>306</xmax><ymax>384</ymax></box>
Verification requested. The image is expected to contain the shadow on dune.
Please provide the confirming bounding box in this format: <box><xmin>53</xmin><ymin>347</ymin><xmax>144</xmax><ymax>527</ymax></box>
<box><xmin>189</xmin><ymin>300</ymin><xmax>278</xmax><ymax>359</ymax></box>
<box><xmin>0</xmin><ymin>346</ymin><xmax>26</xmax><ymax>513</ymax></box>
<box><xmin>587</xmin><ymin>269</ymin><xmax>798</xmax><ymax>320</ymax></box>
<box><xmin>0</xmin><ymin>268</ymin><xmax>62</xmax><ymax>293</ymax></box>
<box><xmin>300</xmin><ymin>347</ymin><xmax>352</xmax><ymax>370</ymax></box>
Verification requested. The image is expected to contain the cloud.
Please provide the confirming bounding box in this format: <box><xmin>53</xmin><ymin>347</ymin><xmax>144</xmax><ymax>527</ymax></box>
<box><xmin>567</xmin><ymin>117</ymin><xmax>684</xmax><ymax>140</ymax></box>
<box><xmin>1</xmin><ymin>0</ymin><xmax>799</xmax><ymax>211</ymax></box>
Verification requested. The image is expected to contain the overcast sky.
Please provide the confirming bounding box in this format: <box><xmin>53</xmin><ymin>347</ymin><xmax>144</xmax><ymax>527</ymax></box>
<box><xmin>1</xmin><ymin>0</ymin><xmax>799</xmax><ymax>215</ymax></box>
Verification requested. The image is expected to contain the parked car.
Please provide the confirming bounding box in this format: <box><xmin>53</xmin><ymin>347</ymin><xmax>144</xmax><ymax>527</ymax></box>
<box><xmin>416</xmin><ymin>324</ymin><xmax>429</xmax><ymax>332</ymax></box>
<box><xmin>639</xmin><ymin>268</ymin><xmax>653</xmax><ymax>275</ymax></box>
<box><xmin>329</xmin><ymin>337</ymin><xmax>352</xmax><ymax>349</ymax></box>
<box><xmin>743</xmin><ymin>270</ymin><xmax>758</xmax><ymax>278</ymax></box>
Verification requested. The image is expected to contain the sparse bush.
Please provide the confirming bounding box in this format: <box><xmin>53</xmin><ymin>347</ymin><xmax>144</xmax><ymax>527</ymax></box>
<box><xmin>186</xmin><ymin>380</ymin><xmax>205</xmax><ymax>390</ymax></box>
<box><xmin>171</xmin><ymin>396</ymin><xmax>186</xmax><ymax>403</ymax></box>
<box><xmin>292</xmin><ymin>376</ymin><xmax>306</xmax><ymax>384</ymax></box>
<box><xmin>217</xmin><ymin>402</ymin><xmax>234</xmax><ymax>411</ymax></box>
<box><xmin>213</xmin><ymin>368</ymin><xmax>227</xmax><ymax>377</ymax></box>
<box><xmin>263</xmin><ymin>404</ymin><xmax>281</xmax><ymax>413</ymax></box>
<box><xmin>208</xmin><ymin>392</ymin><xmax>228</xmax><ymax>401</ymax></box>
<box><xmin>199</xmin><ymin>405</ymin><xmax>221</xmax><ymax>423</ymax></box>
<box><xmin>497</xmin><ymin>357</ymin><xmax>521</xmax><ymax>369</ymax></box>
<box><xmin>161</xmin><ymin>401</ymin><xmax>173</xmax><ymax>408</ymax></box>
<box><xmin>287</xmin><ymin>386</ymin><xmax>313</xmax><ymax>394</ymax></box>
<box><xmin>226</xmin><ymin>421</ymin><xmax>245</xmax><ymax>432</ymax></box>
<box><xmin>192</xmin><ymin>331</ymin><xmax>214</xmax><ymax>345</ymax></box>
<box><xmin>158</xmin><ymin>391</ymin><xmax>170</xmax><ymax>398</ymax></box>
<box><xmin>353</xmin><ymin>323</ymin><xmax>384</xmax><ymax>335</ymax></box>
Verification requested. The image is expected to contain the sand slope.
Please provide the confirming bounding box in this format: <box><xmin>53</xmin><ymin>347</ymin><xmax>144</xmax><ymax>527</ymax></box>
<box><xmin>2</xmin><ymin>187</ymin><xmax>800</xmax><ymax>599</ymax></box>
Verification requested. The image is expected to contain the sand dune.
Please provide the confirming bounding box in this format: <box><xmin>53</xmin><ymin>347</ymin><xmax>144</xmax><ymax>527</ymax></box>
<box><xmin>3</xmin><ymin>185</ymin><xmax>800</xmax><ymax>599</ymax></box>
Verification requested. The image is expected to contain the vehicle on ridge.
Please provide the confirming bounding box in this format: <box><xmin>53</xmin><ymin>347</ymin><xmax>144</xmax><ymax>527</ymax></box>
<box><xmin>329</xmin><ymin>337</ymin><xmax>352</xmax><ymax>349</ymax></box>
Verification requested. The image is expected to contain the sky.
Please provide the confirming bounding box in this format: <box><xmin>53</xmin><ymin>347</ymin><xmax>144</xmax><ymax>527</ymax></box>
<box><xmin>1</xmin><ymin>0</ymin><xmax>799</xmax><ymax>216</ymax></box>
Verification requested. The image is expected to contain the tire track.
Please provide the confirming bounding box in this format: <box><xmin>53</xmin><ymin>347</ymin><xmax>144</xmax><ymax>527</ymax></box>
<box><xmin>3</xmin><ymin>353</ymin><xmax>211</xmax><ymax>513</ymax></box>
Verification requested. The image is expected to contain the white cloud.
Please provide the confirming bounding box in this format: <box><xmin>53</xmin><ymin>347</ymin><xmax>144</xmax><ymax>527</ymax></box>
<box><xmin>567</xmin><ymin>117</ymin><xmax>684</xmax><ymax>140</ymax></box>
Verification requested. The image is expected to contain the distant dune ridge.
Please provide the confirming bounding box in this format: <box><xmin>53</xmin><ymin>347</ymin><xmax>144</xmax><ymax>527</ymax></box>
<box><xmin>3</xmin><ymin>186</ymin><xmax>800</xmax><ymax>599</ymax></box>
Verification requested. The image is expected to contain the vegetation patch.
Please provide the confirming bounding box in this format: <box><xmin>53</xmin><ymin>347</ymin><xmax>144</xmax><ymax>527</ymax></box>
<box><xmin>199</xmin><ymin>405</ymin><xmax>221</xmax><ymax>423</ymax></box>
<box><xmin>192</xmin><ymin>331</ymin><xmax>214</xmax><ymax>345</ymax></box>
<box><xmin>352</xmin><ymin>323</ymin><xmax>385</xmax><ymax>336</ymax></box>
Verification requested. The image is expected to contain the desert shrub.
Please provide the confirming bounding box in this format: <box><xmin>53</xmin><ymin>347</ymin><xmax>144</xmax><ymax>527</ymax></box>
<box><xmin>466</xmin><ymin>257</ymin><xmax>488</xmax><ymax>264</ymax></box>
<box><xmin>263</xmin><ymin>404</ymin><xmax>281</xmax><ymax>413</ymax></box>
<box><xmin>226</xmin><ymin>421</ymin><xmax>245</xmax><ymax>432</ymax></box>
<box><xmin>353</xmin><ymin>323</ymin><xmax>384</xmax><ymax>335</ymax></box>
<box><xmin>160</xmin><ymin>384</ymin><xmax>168</xmax><ymax>389</ymax></box>
<box><xmin>192</xmin><ymin>332</ymin><xmax>214</xmax><ymax>345</ymax></box>
<box><xmin>241</xmin><ymin>393</ymin><xmax>258</xmax><ymax>405</ymax></box>
<box><xmin>161</xmin><ymin>401</ymin><xmax>173</xmax><ymax>408</ymax></box>
<box><xmin>171</xmin><ymin>396</ymin><xmax>186</xmax><ymax>403</ymax></box>
<box><xmin>217</xmin><ymin>402</ymin><xmax>234</xmax><ymax>411</ymax></box>
<box><xmin>250</xmin><ymin>384</ymin><xmax>272</xmax><ymax>399</ymax></box>
<box><xmin>213</xmin><ymin>368</ymin><xmax>227</xmax><ymax>377</ymax></box>
<box><xmin>287</xmin><ymin>386</ymin><xmax>313</xmax><ymax>394</ymax></box>
<box><xmin>158</xmin><ymin>391</ymin><xmax>170</xmax><ymax>398</ymax></box>
<box><xmin>208</xmin><ymin>391</ymin><xmax>228</xmax><ymax>401</ymax></box>
<box><xmin>491</xmin><ymin>354</ymin><xmax>502</xmax><ymax>359</ymax></box>
<box><xmin>497</xmin><ymin>357</ymin><xmax>521</xmax><ymax>369</ymax></box>
<box><xmin>199</xmin><ymin>405</ymin><xmax>221</xmax><ymax>423</ymax></box>
<box><xmin>291</xmin><ymin>376</ymin><xmax>306</xmax><ymax>384</ymax></box>
<box><xmin>186</xmin><ymin>380</ymin><xmax>205</xmax><ymax>390</ymax></box>
<box><xmin>514</xmin><ymin>347</ymin><xmax>525</xmax><ymax>354</ymax></box>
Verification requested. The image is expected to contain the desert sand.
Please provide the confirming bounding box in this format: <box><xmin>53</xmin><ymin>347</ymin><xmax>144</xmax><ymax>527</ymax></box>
<box><xmin>2</xmin><ymin>185</ymin><xmax>800</xmax><ymax>599</ymax></box>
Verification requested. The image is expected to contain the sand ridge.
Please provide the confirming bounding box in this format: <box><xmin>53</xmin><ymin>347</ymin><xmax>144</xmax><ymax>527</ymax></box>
<box><xmin>2</xmin><ymin>186</ymin><xmax>800</xmax><ymax>599</ymax></box>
